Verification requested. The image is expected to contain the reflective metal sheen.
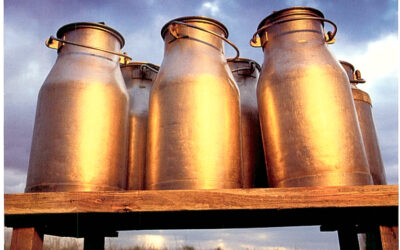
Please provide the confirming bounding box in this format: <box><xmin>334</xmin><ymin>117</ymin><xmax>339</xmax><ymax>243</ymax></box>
<box><xmin>121</xmin><ymin>62</ymin><xmax>159</xmax><ymax>190</ymax></box>
<box><xmin>252</xmin><ymin>8</ymin><xmax>372</xmax><ymax>187</ymax></box>
<box><xmin>340</xmin><ymin>60</ymin><xmax>387</xmax><ymax>185</ymax></box>
<box><xmin>146</xmin><ymin>16</ymin><xmax>242</xmax><ymax>190</ymax></box>
<box><xmin>228</xmin><ymin>58</ymin><xmax>267</xmax><ymax>188</ymax></box>
<box><xmin>26</xmin><ymin>22</ymin><xmax>129</xmax><ymax>192</ymax></box>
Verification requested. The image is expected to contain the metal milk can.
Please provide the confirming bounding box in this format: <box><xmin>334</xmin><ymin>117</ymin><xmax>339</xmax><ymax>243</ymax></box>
<box><xmin>25</xmin><ymin>22</ymin><xmax>131</xmax><ymax>192</ymax></box>
<box><xmin>227</xmin><ymin>58</ymin><xmax>268</xmax><ymax>188</ymax></box>
<box><xmin>121</xmin><ymin>62</ymin><xmax>159</xmax><ymax>190</ymax></box>
<box><xmin>250</xmin><ymin>7</ymin><xmax>372</xmax><ymax>187</ymax></box>
<box><xmin>340</xmin><ymin>60</ymin><xmax>387</xmax><ymax>185</ymax></box>
<box><xmin>145</xmin><ymin>16</ymin><xmax>242</xmax><ymax>190</ymax></box>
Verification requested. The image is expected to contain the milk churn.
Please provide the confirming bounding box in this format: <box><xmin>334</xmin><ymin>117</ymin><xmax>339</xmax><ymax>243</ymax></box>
<box><xmin>25</xmin><ymin>22</ymin><xmax>131</xmax><ymax>192</ymax></box>
<box><xmin>227</xmin><ymin>58</ymin><xmax>267</xmax><ymax>188</ymax></box>
<box><xmin>121</xmin><ymin>62</ymin><xmax>159</xmax><ymax>190</ymax></box>
<box><xmin>340</xmin><ymin>60</ymin><xmax>387</xmax><ymax>185</ymax></box>
<box><xmin>250</xmin><ymin>7</ymin><xmax>372</xmax><ymax>187</ymax></box>
<box><xmin>145</xmin><ymin>16</ymin><xmax>242</xmax><ymax>190</ymax></box>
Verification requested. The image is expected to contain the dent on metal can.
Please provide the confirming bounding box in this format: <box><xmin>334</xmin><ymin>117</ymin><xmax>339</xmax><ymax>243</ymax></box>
<box><xmin>121</xmin><ymin>62</ymin><xmax>159</xmax><ymax>190</ymax></box>
<box><xmin>340</xmin><ymin>60</ymin><xmax>387</xmax><ymax>185</ymax></box>
<box><xmin>250</xmin><ymin>7</ymin><xmax>372</xmax><ymax>187</ymax></box>
<box><xmin>25</xmin><ymin>22</ymin><xmax>130</xmax><ymax>192</ymax></box>
<box><xmin>145</xmin><ymin>16</ymin><xmax>242</xmax><ymax>190</ymax></box>
<box><xmin>228</xmin><ymin>58</ymin><xmax>268</xmax><ymax>188</ymax></box>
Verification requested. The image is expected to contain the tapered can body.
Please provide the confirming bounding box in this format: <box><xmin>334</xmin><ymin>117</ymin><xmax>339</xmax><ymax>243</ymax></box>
<box><xmin>26</xmin><ymin>22</ymin><xmax>129</xmax><ymax>192</ymax></box>
<box><xmin>146</xmin><ymin>16</ymin><xmax>242</xmax><ymax>190</ymax></box>
<box><xmin>121</xmin><ymin>62</ymin><xmax>159</xmax><ymax>190</ymax></box>
<box><xmin>340</xmin><ymin>61</ymin><xmax>386</xmax><ymax>184</ymax></box>
<box><xmin>228</xmin><ymin>58</ymin><xmax>267</xmax><ymax>188</ymax></box>
<box><xmin>253</xmin><ymin>7</ymin><xmax>372</xmax><ymax>187</ymax></box>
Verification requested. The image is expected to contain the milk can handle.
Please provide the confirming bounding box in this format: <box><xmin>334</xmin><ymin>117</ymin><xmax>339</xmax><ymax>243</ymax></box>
<box><xmin>231</xmin><ymin>61</ymin><xmax>257</xmax><ymax>74</ymax></box>
<box><xmin>250</xmin><ymin>17</ymin><xmax>337</xmax><ymax>47</ymax></box>
<box><xmin>140</xmin><ymin>64</ymin><xmax>159</xmax><ymax>74</ymax></box>
<box><xmin>351</xmin><ymin>70</ymin><xmax>366</xmax><ymax>84</ymax></box>
<box><xmin>45</xmin><ymin>36</ymin><xmax>132</xmax><ymax>64</ymax></box>
<box><xmin>168</xmin><ymin>21</ymin><xmax>240</xmax><ymax>61</ymax></box>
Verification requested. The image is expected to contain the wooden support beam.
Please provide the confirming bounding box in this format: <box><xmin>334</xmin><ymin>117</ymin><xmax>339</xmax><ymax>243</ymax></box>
<box><xmin>4</xmin><ymin>185</ymin><xmax>398</xmax><ymax>249</ymax></box>
<box><xmin>84</xmin><ymin>235</ymin><xmax>105</xmax><ymax>250</ymax></box>
<box><xmin>4</xmin><ymin>185</ymin><xmax>398</xmax><ymax>215</ymax></box>
<box><xmin>380</xmin><ymin>225</ymin><xmax>398</xmax><ymax>250</ymax></box>
<box><xmin>337</xmin><ymin>226</ymin><xmax>360</xmax><ymax>250</ymax></box>
<box><xmin>10</xmin><ymin>227</ymin><xmax>43</xmax><ymax>250</ymax></box>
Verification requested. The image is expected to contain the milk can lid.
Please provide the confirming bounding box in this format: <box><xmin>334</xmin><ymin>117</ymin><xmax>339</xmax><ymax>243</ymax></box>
<box><xmin>120</xmin><ymin>62</ymin><xmax>160</xmax><ymax>71</ymax></box>
<box><xmin>339</xmin><ymin>60</ymin><xmax>355</xmax><ymax>72</ymax></box>
<box><xmin>257</xmin><ymin>6</ymin><xmax>325</xmax><ymax>30</ymax></box>
<box><xmin>161</xmin><ymin>16</ymin><xmax>229</xmax><ymax>39</ymax></box>
<box><xmin>227</xmin><ymin>57</ymin><xmax>261</xmax><ymax>72</ymax></box>
<box><xmin>56</xmin><ymin>22</ymin><xmax>125</xmax><ymax>48</ymax></box>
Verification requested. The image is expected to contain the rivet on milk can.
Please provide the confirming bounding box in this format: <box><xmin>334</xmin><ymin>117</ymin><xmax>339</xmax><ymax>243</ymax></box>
<box><xmin>250</xmin><ymin>7</ymin><xmax>372</xmax><ymax>187</ymax></box>
<box><xmin>25</xmin><ymin>22</ymin><xmax>131</xmax><ymax>192</ymax></box>
<box><xmin>146</xmin><ymin>16</ymin><xmax>242</xmax><ymax>190</ymax></box>
<box><xmin>121</xmin><ymin>62</ymin><xmax>159</xmax><ymax>190</ymax></box>
<box><xmin>227</xmin><ymin>58</ymin><xmax>268</xmax><ymax>188</ymax></box>
<box><xmin>340</xmin><ymin>60</ymin><xmax>387</xmax><ymax>185</ymax></box>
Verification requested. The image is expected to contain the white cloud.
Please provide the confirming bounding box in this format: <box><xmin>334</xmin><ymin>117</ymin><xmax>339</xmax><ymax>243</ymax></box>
<box><xmin>4</xmin><ymin>168</ymin><xmax>27</xmax><ymax>194</ymax></box>
<box><xmin>198</xmin><ymin>1</ymin><xmax>220</xmax><ymax>17</ymax></box>
<box><xmin>136</xmin><ymin>234</ymin><xmax>166</xmax><ymax>248</ymax></box>
<box><xmin>334</xmin><ymin>33</ymin><xmax>398</xmax><ymax>89</ymax></box>
<box><xmin>285</xmin><ymin>0</ymin><xmax>320</xmax><ymax>9</ymax></box>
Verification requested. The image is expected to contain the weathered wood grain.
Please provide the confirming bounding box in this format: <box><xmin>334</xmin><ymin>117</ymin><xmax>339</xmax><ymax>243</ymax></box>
<box><xmin>10</xmin><ymin>227</ymin><xmax>43</xmax><ymax>250</ymax></box>
<box><xmin>5</xmin><ymin>185</ymin><xmax>398</xmax><ymax>215</ymax></box>
<box><xmin>380</xmin><ymin>225</ymin><xmax>398</xmax><ymax>250</ymax></box>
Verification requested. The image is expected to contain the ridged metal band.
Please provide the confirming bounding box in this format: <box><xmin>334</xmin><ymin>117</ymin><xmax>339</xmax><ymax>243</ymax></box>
<box><xmin>352</xmin><ymin>88</ymin><xmax>372</xmax><ymax>105</ymax></box>
<box><xmin>257</xmin><ymin>7</ymin><xmax>324</xmax><ymax>30</ymax></box>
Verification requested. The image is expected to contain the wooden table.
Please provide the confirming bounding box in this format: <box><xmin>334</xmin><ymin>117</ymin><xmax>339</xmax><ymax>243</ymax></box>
<box><xmin>5</xmin><ymin>185</ymin><xmax>398</xmax><ymax>249</ymax></box>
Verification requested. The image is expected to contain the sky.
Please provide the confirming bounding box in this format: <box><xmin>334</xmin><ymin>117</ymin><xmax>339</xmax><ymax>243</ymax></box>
<box><xmin>3</xmin><ymin>0</ymin><xmax>398</xmax><ymax>249</ymax></box>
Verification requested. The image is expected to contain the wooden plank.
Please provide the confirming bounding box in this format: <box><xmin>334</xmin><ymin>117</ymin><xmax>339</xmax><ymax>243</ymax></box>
<box><xmin>5</xmin><ymin>185</ymin><xmax>398</xmax><ymax>215</ymax></box>
<box><xmin>10</xmin><ymin>227</ymin><xmax>43</xmax><ymax>250</ymax></box>
<box><xmin>380</xmin><ymin>225</ymin><xmax>398</xmax><ymax>250</ymax></box>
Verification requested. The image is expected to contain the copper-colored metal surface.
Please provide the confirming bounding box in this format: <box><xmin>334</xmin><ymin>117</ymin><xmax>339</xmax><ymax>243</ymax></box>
<box><xmin>121</xmin><ymin>62</ymin><xmax>159</xmax><ymax>190</ymax></box>
<box><xmin>228</xmin><ymin>58</ymin><xmax>267</xmax><ymax>188</ymax></box>
<box><xmin>340</xmin><ymin>61</ymin><xmax>387</xmax><ymax>185</ymax></box>
<box><xmin>252</xmin><ymin>7</ymin><xmax>372</xmax><ymax>187</ymax></box>
<box><xmin>146</xmin><ymin>16</ymin><xmax>242</xmax><ymax>190</ymax></box>
<box><xmin>25</xmin><ymin>22</ymin><xmax>129</xmax><ymax>192</ymax></box>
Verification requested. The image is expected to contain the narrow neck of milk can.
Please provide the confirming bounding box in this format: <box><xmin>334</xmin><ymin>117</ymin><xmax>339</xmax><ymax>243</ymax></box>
<box><xmin>161</xmin><ymin>17</ymin><xmax>229</xmax><ymax>56</ymax></box>
<box><xmin>55</xmin><ymin>22</ymin><xmax>124</xmax><ymax>61</ymax></box>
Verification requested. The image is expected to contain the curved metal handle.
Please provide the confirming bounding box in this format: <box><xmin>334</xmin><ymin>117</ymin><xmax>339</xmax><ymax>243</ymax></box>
<box><xmin>231</xmin><ymin>61</ymin><xmax>257</xmax><ymax>74</ymax></box>
<box><xmin>140</xmin><ymin>64</ymin><xmax>159</xmax><ymax>74</ymax></box>
<box><xmin>350</xmin><ymin>69</ymin><xmax>366</xmax><ymax>84</ymax></box>
<box><xmin>168</xmin><ymin>21</ymin><xmax>240</xmax><ymax>61</ymax></box>
<box><xmin>250</xmin><ymin>17</ymin><xmax>337</xmax><ymax>47</ymax></box>
<box><xmin>45</xmin><ymin>36</ymin><xmax>132</xmax><ymax>64</ymax></box>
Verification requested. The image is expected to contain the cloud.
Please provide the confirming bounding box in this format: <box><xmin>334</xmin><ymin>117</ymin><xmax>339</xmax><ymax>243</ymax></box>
<box><xmin>284</xmin><ymin>0</ymin><xmax>320</xmax><ymax>9</ymax></box>
<box><xmin>198</xmin><ymin>1</ymin><xmax>220</xmax><ymax>17</ymax></box>
<box><xmin>333</xmin><ymin>33</ymin><xmax>398</xmax><ymax>85</ymax></box>
<box><xmin>4</xmin><ymin>168</ymin><xmax>27</xmax><ymax>194</ymax></box>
